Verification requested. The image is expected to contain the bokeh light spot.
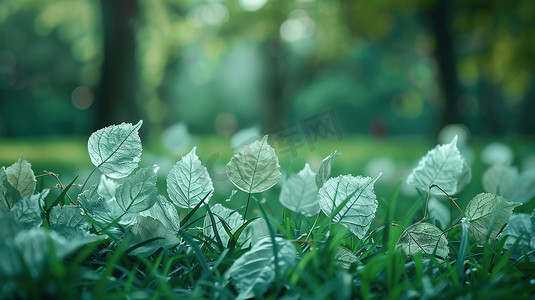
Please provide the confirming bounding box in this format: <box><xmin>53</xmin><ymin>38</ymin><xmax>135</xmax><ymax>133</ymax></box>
<box><xmin>239</xmin><ymin>0</ymin><xmax>268</xmax><ymax>11</ymax></box>
<box><xmin>71</xmin><ymin>86</ymin><xmax>94</xmax><ymax>110</ymax></box>
<box><xmin>280</xmin><ymin>10</ymin><xmax>315</xmax><ymax>42</ymax></box>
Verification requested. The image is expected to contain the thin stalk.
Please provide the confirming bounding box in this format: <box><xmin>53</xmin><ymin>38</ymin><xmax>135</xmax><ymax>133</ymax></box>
<box><xmin>80</xmin><ymin>166</ymin><xmax>98</xmax><ymax>192</ymax></box>
<box><xmin>243</xmin><ymin>192</ymin><xmax>252</xmax><ymax>225</ymax></box>
<box><xmin>430</xmin><ymin>184</ymin><xmax>466</xmax><ymax>217</ymax></box>
<box><xmin>36</xmin><ymin>172</ymin><xmax>80</xmax><ymax>204</ymax></box>
<box><xmin>305</xmin><ymin>213</ymin><xmax>321</xmax><ymax>241</ymax></box>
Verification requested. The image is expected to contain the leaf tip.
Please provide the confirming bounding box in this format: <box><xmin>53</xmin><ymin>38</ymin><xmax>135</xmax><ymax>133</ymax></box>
<box><xmin>134</xmin><ymin>120</ymin><xmax>143</xmax><ymax>129</ymax></box>
<box><xmin>450</xmin><ymin>135</ymin><xmax>458</xmax><ymax>146</ymax></box>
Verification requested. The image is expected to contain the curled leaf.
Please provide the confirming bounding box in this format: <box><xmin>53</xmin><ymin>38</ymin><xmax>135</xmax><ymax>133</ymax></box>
<box><xmin>315</xmin><ymin>151</ymin><xmax>341</xmax><ymax>189</ymax></box>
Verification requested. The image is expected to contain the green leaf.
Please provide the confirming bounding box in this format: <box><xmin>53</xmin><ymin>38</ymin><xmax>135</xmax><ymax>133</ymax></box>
<box><xmin>315</xmin><ymin>151</ymin><xmax>341</xmax><ymax>189</ymax></box>
<box><xmin>483</xmin><ymin>165</ymin><xmax>535</xmax><ymax>204</ymax></box>
<box><xmin>0</xmin><ymin>167</ymin><xmax>22</xmax><ymax>213</ymax></box>
<box><xmin>0</xmin><ymin>214</ymin><xmax>24</xmax><ymax>238</ymax></box>
<box><xmin>203</xmin><ymin>203</ymin><xmax>248</xmax><ymax>247</ymax></box>
<box><xmin>88</xmin><ymin>120</ymin><xmax>143</xmax><ymax>179</ymax></box>
<box><xmin>50</xmin><ymin>205</ymin><xmax>91</xmax><ymax>230</ymax></box>
<box><xmin>396</xmin><ymin>222</ymin><xmax>449</xmax><ymax>259</ymax></box>
<box><xmin>49</xmin><ymin>205</ymin><xmax>105</xmax><ymax>242</ymax></box>
<box><xmin>126</xmin><ymin>216</ymin><xmax>180</xmax><ymax>256</ymax></box>
<box><xmin>226</xmin><ymin>237</ymin><xmax>296</xmax><ymax>299</ymax></box>
<box><xmin>247</xmin><ymin>218</ymin><xmax>270</xmax><ymax>246</ymax></box>
<box><xmin>407</xmin><ymin>136</ymin><xmax>469</xmax><ymax>195</ymax></box>
<box><xmin>0</xmin><ymin>228</ymin><xmax>87</xmax><ymax>278</ymax></box>
<box><xmin>427</xmin><ymin>197</ymin><xmax>450</xmax><ymax>229</ymax></box>
<box><xmin>482</xmin><ymin>164</ymin><xmax>518</xmax><ymax>198</ymax></box>
<box><xmin>501</xmin><ymin>213</ymin><xmax>535</xmax><ymax>249</ymax></box>
<box><xmin>334</xmin><ymin>247</ymin><xmax>358</xmax><ymax>270</ymax></box>
<box><xmin>166</xmin><ymin>147</ymin><xmax>213</xmax><ymax>209</ymax></box>
<box><xmin>226</xmin><ymin>135</ymin><xmax>281</xmax><ymax>194</ymax></box>
<box><xmin>279</xmin><ymin>163</ymin><xmax>320</xmax><ymax>216</ymax></box>
<box><xmin>509</xmin><ymin>170</ymin><xmax>535</xmax><ymax>204</ymax></box>
<box><xmin>10</xmin><ymin>190</ymin><xmax>47</xmax><ymax>228</ymax></box>
<box><xmin>465</xmin><ymin>193</ymin><xmax>521</xmax><ymax>244</ymax></box>
<box><xmin>116</xmin><ymin>165</ymin><xmax>158</xmax><ymax>213</ymax></box>
<box><xmin>140</xmin><ymin>195</ymin><xmax>180</xmax><ymax>232</ymax></box>
<box><xmin>318</xmin><ymin>174</ymin><xmax>380</xmax><ymax>239</ymax></box>
<box><xmin>97</xmin><ymin>174</ymin><xmax>120</xmax><ymax>200</ymax></box>
<box><xmin>78</xmin><ymin>184</ymin><xmax>135</xmax><ymax>228</ymax></box>
<box><xmin>78</xmin><ymin>183</ymin><xmax>105</xmax><ymax>211</ymax></box>
<box><xmin>5</xmin><ymin>155</ymin><xmax>36</xmax><ymax>198</ymax></box>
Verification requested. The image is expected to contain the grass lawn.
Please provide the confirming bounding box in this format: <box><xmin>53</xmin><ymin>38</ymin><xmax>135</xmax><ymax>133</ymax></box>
<box><xmin>1</xmin><ymin>134</ymin><xmax>535</xmax><ymax>299</ymax></box>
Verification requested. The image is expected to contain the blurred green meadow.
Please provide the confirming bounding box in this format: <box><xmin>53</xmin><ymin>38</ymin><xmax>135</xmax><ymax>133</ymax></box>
<box><xmin>2</xmin><ymin>133</ymin><xmax>534</xmax><ymax>224</ymax></box>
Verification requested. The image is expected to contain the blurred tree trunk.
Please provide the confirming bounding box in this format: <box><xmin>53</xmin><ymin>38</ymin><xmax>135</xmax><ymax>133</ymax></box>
<box><xmin>260</xmin><ymin>38</ymin><xmax>288</xmax><ymax>133</ymax></box>
<box><xmin>94</xmin><ymin>0</ymin><xmax>139</xmax><ymax>131</ymax></box>
<box><xmin>428</xmin><ymin>0</ymin><xmax>462</xmax><ymax>131</ymax></box>
<box><xmin>519</xmin><ymin>80</ymin><xmax>535</xmax><ymax>135</ymax></box>
<box><xmin>478</xmin><ymin>78</ymin><xmax>502</xmax><ymax>135</ymax></box>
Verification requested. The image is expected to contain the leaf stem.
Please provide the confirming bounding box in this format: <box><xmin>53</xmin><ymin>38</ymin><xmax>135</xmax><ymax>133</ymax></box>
<box><xmin>430</xmin><ymin>184</ymin><xmax>466</xmax><ymax>217</ymax></box>
<box><xmin>243</xmin><ymin>192</ymin><xmax>252</xmax><ymax>224</ymax></box>
<box><xmin>305</xmin><ymin>213</ymin><xmax>321</xmax><ymax>241</ymax></box>
<box><xmin>38</xmin><ymin>171</ymin><xmax>80</xmax><ymax>204</ymax></box>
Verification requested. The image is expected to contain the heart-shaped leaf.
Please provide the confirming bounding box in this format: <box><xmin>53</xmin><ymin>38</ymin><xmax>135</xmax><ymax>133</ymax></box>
<box><xmin>500</xmin><ymin>213</ymin><xmax>535</xmax><ymax>249</ymax></box>
<box><xmin>0</xmin><ymin>167</ymin><xmax>22</xmax><ymax>213</ymax></box>
<box><xmin>396</xmin><ymin>222</ymin><xmax>449</xmax><ymax>259</ymax></box>
<box><xmin>88</xmin><ymin>120</ymin><xmax>143</xmax><ymax>179</ymax></box>
<box><xmin>167</xmin><ymin>147</ymin><xmax>213</xmax><ymax>209</ymax></box>
<box><xmin>116</xmin><ymin>165</ymin><xmax>158</xmax><ymax>213</ymax></box>
<box><xmin>50</xmin><ymin>205</ymin><xmax>91</xmax><ymax>230</ymax></box>
<box><xmin>318</xmin><ymin>174</ymin><xmax>380</xmax><ymax>239</ymax></box>
<box><xmin>334</xmin><ymin>247</ymin><xmax>358</xmax><ymax>270</ymax></box>
<box><xmin>125</xmin><ymin>216</ymin><xmax>180</xmax><ymax>256</ymax></box>
<box><xmin>5</xmin><ymin>155</ymin><xmax>36</xmax><ymax>198</ymax></box>
<box><xmin>509</xmin><ymin>170</ymin><xmax>535</xmax><ymax>204</ymax></box>
<box><xmin>226</xmin><ymin>135</ymin><xmax>281</xmax><ymax>194</ymax></box>
<box><xmin>465</xmin><ymin>193</ymin><xmax>521</xmax><ymax>244</ymax></box>
<box><xmin>10</xmin><ymin>190</ymin><xmax>47</xmax><ymax>228</ymax></box>
<box><xmin>482</xmin><ymin>164</ymin><xmax>518</xmax><ymax>198</ymax></box>
<box><xmin>140</xmin><ymin>195</ymin><xmax>180</xmax><ymax>232</ymax></box>
<box><xmin>407</xmin><ymin>136</ymin><xmax>469</xmax><ymax>195</ymax></box>
<box><xmin>203</xmin><ymin>203</ymin><xmax>247</xmax><ymax>247</ymax></box>
<box><xmin>226</xmin><ymin>236</ymin><xmax>296</xmax><ymax>299</ymax></box>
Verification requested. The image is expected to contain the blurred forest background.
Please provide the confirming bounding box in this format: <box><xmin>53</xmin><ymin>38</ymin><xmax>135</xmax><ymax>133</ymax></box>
<box><xmin>1</xmin><ymin>0</ymin><xmax>534</xmax><ymax>139</ymax></box>
<box><xmin>2</xmin><ymin>0</ymin><xmax>535</xmax><ymax>218</ymax></box>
